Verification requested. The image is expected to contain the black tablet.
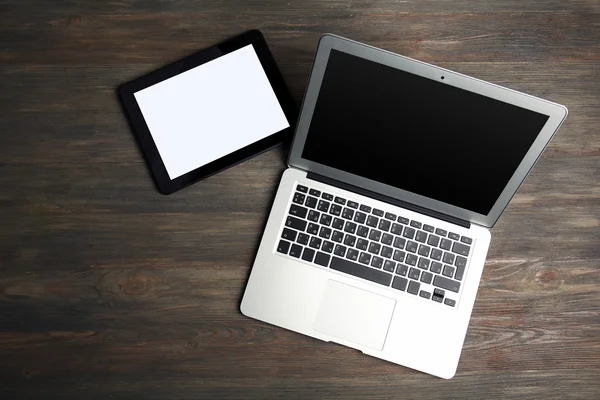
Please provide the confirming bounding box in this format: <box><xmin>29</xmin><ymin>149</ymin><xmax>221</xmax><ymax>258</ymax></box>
<box><xmin>118</xmin><ymin>30</ymin><xmax>297</xmax><ymax>194</ymax></box>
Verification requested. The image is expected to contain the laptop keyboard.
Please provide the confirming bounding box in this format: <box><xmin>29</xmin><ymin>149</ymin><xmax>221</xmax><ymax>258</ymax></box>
<box><xmin>276</xmin><ymin>184</ymin><xmax>475</xmax><ymax>307</ymax></box>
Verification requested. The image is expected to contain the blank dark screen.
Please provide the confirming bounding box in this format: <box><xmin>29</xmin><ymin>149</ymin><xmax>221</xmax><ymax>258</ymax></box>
<box><xmin>302</xmin><ymin>50</ymin><xmax>549</xmax><ymax>215</ymax></box>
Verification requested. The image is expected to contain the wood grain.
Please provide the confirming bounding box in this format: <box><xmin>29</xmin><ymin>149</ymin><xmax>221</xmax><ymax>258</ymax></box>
<box><xmin>1</xmin><ymin>0</ymin><xmax>599</xmax><ymax>398</ymax></box>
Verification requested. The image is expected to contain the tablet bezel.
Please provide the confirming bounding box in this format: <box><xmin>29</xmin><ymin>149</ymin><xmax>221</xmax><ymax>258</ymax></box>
<box><xmin>118</xmin><ymin>30</ymin><xmax>297</xmax><ymax>194</ymax></box>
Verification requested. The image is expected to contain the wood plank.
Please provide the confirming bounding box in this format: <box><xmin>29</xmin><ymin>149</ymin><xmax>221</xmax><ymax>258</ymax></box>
<box><xmin>1</xmin><ymin>8</ymin><xmax>599</xmax><ymax>65</ymax></box>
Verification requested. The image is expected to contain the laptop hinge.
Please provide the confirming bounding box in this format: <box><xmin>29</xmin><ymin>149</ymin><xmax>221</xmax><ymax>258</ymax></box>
<box><xmin>306</xmin><ymin>172</ymin><xmax>471</xmax><ymax>229</ymax></box>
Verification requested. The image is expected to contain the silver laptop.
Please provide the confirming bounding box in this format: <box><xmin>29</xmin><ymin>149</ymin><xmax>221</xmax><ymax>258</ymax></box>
<box><xmin>241</xmin><ymin>34</ymin><xmax>567</xmax><ymax>379</ymax></box>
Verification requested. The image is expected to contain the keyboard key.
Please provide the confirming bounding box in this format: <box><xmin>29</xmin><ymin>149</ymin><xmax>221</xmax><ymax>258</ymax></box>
<box><xmin>297</xmin><ymin>233</ymin><xmax>309</xmax><ymax>245</ymax></box>
<box><xmin>293</xmin><ymin>192</ymin><xmax>305</xmax><ymax>205</ymax></box>
<box><xmin>302</xmin><ymin>247</ymin><xmax>315</xmax><ymax>262</ymax></box>
<box><xmin>281</xmin><ymin>228</ymin><xmax>297</xmax><ymax>241</ymax></box>
<box><xmin>353</xmin><ymin>211</ymin><xmax>367</xmax><ymax>224</ymax></box>
<box><xmin>392</xmin><ymin>276</ymin><xmax>408</xmax><ymax>291</ymax></box>
<box><xmin>306</xmin><ymin>223</ymin><xmax>319</xmax><ymax>235</ymax></box>
<box><xmin>430</xmin><ymin>261</ymin><xmax>443</xmax><ymax>274</ymax></box>
<box><xmin>347</xmin><ymin>201</ymin><xmax>359</xmax><ymax>209</ymax></box>
<box><xmin>289</xmin><ymin>244</ymin><xmax>303</xmax><ymax>258</ymax></box>
<box><xmin>344</xmin><ymin>234</ymin><xmax>357</xmax><ymax>247</ymax></box>
<box><xmin>393</xmin><ymin>250</ymin><xmax>406</xmax><ymax>263</ymax></box>
<box><xmin>344</xmin><ymin>221</ymin><xmax>357</xmax><ymax>234</ymax></box>
<box><xmin>332</xmin><ymin>218</ymin><xmax>344</xmax><ymax>230</ymax></box>
<box><xmin>391</xmin><ymin>223</ymin><xmax>403</xmax><ymax>235</ymax></box>
<box><xmin>419</xmin><ymin>290</ymin><xmax>431</xmax><ymax>299</ymax></box>
<box><xmin>319</xmin><ymin>227</ymin><xmax>332</xmax><ymax>239</ymax></box>
<box><xmin>418</xmin><ymin>257</ymin><xmax>430</xmax><ymax>270</ymax></box>
<box><xmin>356</xmin><ymin>238</ymin><xmax>368</xmax><ymax>251</ymax></box>
<box><xmin>319</xmin><ymin>214</ymin><xmax>332</xmax><ymax>226</ymax></box>
<box><xmin>342</xmin><ymin>207</ymin><xmax>355</xmax><ymax>220</ymax></box>
<box><xmin>407</xmin><ymin>280</ymin><xmax>420</xmax><ymax>295</ymax></box>
<box><xmin>381</xmin><ymin>233</ymin><xmax>393</xmax><ymax>245</ymax></box>
<box><xmin>418</xmin><ymin>244</ymin><xmax>431</xmax><ymax>257</ymax></box>
<box><xmin>402</xmin><ymin>227</ymin><xmax>416</xmax><ymax>239</ymax></box>
<box><xmin>410</xmin><ymin>220</ymin><xmax>422</xmax><ymax>229</ymax></box>
<box><xmin>396</xmin><ymin>264</ymin><xmax>408</xmax><ymax>276</ymax></box>
<box><xmin>443</xmin><ymin>252</ymin><xmax>455</xmax><ymax>264</ymax></box>
<box><xmin>331</xmin><ymin>230</ymin><xmax>344</xmax><ymax>243</ymax></box>
<box><xmin>433</xmin><ymin>275</ymin><xmax>461</xmax><ymax>293</ymax></box>
<box><xmin>427</xmin><ymin>234</ymin><xmax>440</xmax><ymax>247</ymax></box>
<box><xmin>359</xmin><ymin>204</ymin><xmax>372</xmax><ymax>213</ymax></box>
<box><xmin>296</xmin><ymin>185</ymin><xmax>308</xmax><ymax>193</ymax></box>
<box><xmin>305</xmin><ymin>196</ymin><xmax>318</xmax><ymax>209</ymax></box>
<box><xmin>420</xmin><ymin>271</ymin><xmax>433</xmax><ymax>284</ymax></box>
<box><xmin>314</xmin><ymin>252</ymin><xmax>330</xmax><ymax>267</ymax></box>
<box><xmin>455</xmin><ymin>256</ymin><xmax>467</xmax><ymax>268</ymax></box>
<box><xmin>432</xmin><ymin>294</ymin><xmax>443</xmax><ymax>303</ymax></box>
<box><xmin>321</xmin><ymin>241</ymin><xmax>334</xmax><ymax>253</ymax></box>
<box><xmin>330</xmin><ymin>204</ymin><xmax>342</xmax><ymax>216</ymax></box>
<box><xmin>423</xmin><ymin>224</ymin><xmax>434</xmax><ymax>233</ymax></box>
<box><xmin>452</xmin><ymin>241</ymin><xmax>471</xmax><ymax>257</ymax></box>
<box><xmin>330</xmin><ymin>257</ymin><xmax>392</xmax><ymax>286</ymax></box>
<box><xmin>309</xmin><ymin>188</ymin><xmax>321</xmax><ymax>197</ymax></box>
<box><xmin>381</xmin><ymin>246</ymin><xmax>393</xmax><ymax>258</ymax></box>
<box><xmin>358</xmin><ymin>252</ymin><xmax>372</xmax><ymax>265</ymax></box>
<box><xmin>385</xmin><ymin>212</ymin><xmax>396</xmax><ymax>221</ymax></box>
<box><xmin>366</xmin><ymin>215</ymin><xmax>379</xmax><ymax>227</ymax></box>
<box><xmin>334</xmin><ymin>196</ymin><xmax>346</xmax><ymax>205</ymax></box>
<box><xmin>397</xmin><ymin>216</ymin><xmax>409</xmax><ymax>225</ymax></box>
<box><xmin>368</xmin><ymin>242</ymin><xmax>381</xmax><ymax>255</ymax></box>
<box><xmin>455</xmin><ymin>264</ymin><xmax>466</xmax><ymax>280</ymax></box>
<box><xmin>317</xmin><ymin>200</ymin><xmax>330</xmax><ymax>212</ymax></box>
<box><xmin>334</xmin><ymin>244</ymin><xmax>347</xmax><ymax>257</ymax></box>
<box><xmin>448</xmin><ymin>232</ymin><xmax>460</xmax><ymax>241</ymax></box>
<box><xmin>406</xmin><ymin>241</ymin><xmax>418</xmax><ymax>253</ymax></box>
<box><xmin>406</xmin><ymin>254</ymin><xmax>418</xmax><ymax>266</ymax></box>
<box><xmin>371</xmin><ymin>256</ymin><xmax>383</xmax><ymax>269</ymax></box>
<box><xmin>357</xmin><ymin>225</ymin><xmax>369</xmax><ymax>238</ymax></box>
<box><xmin>277</xmin><ymin>240</ymin><xmax>290</xmax><ymax>254</ymax></box>
<box><xmin>440</xmin><ymin>238</ymin><xmax>452</xmax><ymax>250</ymax></box>
<box><xmin>415</xmin><ymin>230</ymin><xmax>428</xmax><ymax>243</ymax></box>
<box><xmin>393</xmin><ymin>237</ymin><xmax>406</xmax><ymax>249</ymax></box>
<box><xmin>378</xmin><ymin>219</ymin><xmax>391</xmax><ymax>232</ymax></box>
<box><xmin>322</xmin><ymin>192</ymin><xmax>334</xmax><ymax>201</ymax></box>
<box><xmin>309</xmin><ymin>237</ymin><xmax>322</xmax><ymax>249</ymax></box>
<box><xmin>307</xmin><ymin>210</ymin><xmax>320</xmax><ymax>222</ymax></box>
<box><xmin>286</xmin><ymin>216</ymin><xmax>307</xmax><ymax>231</ymax></box>
<box><xmin>369</xmin><ymin>229</ymin><xmax>382</xmax><ymax>242</ymax></box>
<box><xmin>372</xmin><ymin>209</ymin><xmax>384</xmax><ymax>217</ymax></box>
<box><xmin>383</xmin><ymin>260</ymin><xmax>396</xmax><ymax>272</ymax></box>
<box><xmin>430</xmin><ymin>248</ymin><xmax>443</xmax><ymax>261</ymax></box>
<box><xmin>461</xmin><ymin>236</ymin><xmax>473</xmax><ymax>245</ymax></box>
<box><xmin>408</xmin><ymin>267</ymin><xmax>420</xmax><ymax>280</ymax></box>
<box><xmin>443</xmin><ymin>265</ymin><xmax>455</xmax><ymax>277</ymax></box>
<box><xmin>346</xmin><ymin>248</ymin><xmax>359</xmax><ymax>261</ymax></box>
<box><xmin>434</xmin><ymin>288</ymin><xmax>445</xmax><ymax>297</ymax></box>
<box><xmin>289</xmin><ymin>204</ymin><xmax>308</xmax><ymax>218</ymax></box>
<box><xmin>435</xmin><ymin>228</ymin><xmax>447</xmax><ymax>236</ymax></box>
<box><xmin>444</xmin><ymin>298</ymin><xmax>456</xmax><ymax>307</ymax></box>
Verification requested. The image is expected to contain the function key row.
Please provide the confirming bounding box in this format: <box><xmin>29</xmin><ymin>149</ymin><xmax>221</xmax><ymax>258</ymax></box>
<box><xmin>295</xmin><ymin>186</ymin><xmax>472</xmax><ymax>246</ymax></box>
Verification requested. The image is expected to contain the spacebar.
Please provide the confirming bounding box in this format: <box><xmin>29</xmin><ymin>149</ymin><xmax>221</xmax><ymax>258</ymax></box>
<box><xmin>330</xmin><ymin>257</ymin><xmax>393</xmax><ymax>286</ymax></box>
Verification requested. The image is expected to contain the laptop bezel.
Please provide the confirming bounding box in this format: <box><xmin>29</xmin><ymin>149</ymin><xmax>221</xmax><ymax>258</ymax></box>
<box><xmin>288</xmin><ymin>34</ymin><xmax>568</xmax><ymax>228</ymax></box>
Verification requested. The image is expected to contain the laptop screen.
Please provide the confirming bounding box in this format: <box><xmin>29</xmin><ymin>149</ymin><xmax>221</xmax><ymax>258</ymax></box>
<box><xmin>301</xmin><ymin>49</ymin><xmax>550</xmax><ymax>215</ymax></box>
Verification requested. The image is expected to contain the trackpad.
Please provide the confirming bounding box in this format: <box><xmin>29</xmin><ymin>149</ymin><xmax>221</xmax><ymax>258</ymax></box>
<box><xmin>314</xmin><ymin>280</ymin><xmax>396</xmax><ymax>351</ymax></box>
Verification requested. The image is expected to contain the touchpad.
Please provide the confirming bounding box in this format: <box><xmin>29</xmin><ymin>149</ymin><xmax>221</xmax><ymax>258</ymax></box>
<box><xmin>314</xmin><ymin>280</ymin><xmax>396</xmax><ymax>351</ymax></box>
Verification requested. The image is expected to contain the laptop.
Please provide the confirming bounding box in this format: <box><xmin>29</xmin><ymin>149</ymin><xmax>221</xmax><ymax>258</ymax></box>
<box><xmin>241</xmin><ymin>34</ymin><xmax>568</xmax><ymax>379</ymax></box>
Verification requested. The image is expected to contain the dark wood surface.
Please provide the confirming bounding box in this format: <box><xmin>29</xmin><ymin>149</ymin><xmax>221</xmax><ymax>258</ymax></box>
<box><xmin>1</xmin><ymin>1</ymin><xmax>599</xmax><ymax>398</ymax></box>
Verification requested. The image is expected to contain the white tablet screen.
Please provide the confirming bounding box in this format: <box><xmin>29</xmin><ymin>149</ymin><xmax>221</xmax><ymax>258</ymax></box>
<box><xmin>134</xmin><ymin>44</ymin><xmax>290</xmax><ymax>180</ymax></box>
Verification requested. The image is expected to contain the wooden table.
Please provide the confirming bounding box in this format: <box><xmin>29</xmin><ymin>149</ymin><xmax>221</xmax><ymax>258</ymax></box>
<box><xmin>1</xmin><ymin>1</ymin><xmax>599</xmax><ymax>398</ymax></box>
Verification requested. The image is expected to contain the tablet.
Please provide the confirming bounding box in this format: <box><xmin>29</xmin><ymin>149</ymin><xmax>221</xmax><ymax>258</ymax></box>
<box><xmin>119</xmin><ymin>30</ymin><xmax>297</xmax><ymax>194</ymax></box>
